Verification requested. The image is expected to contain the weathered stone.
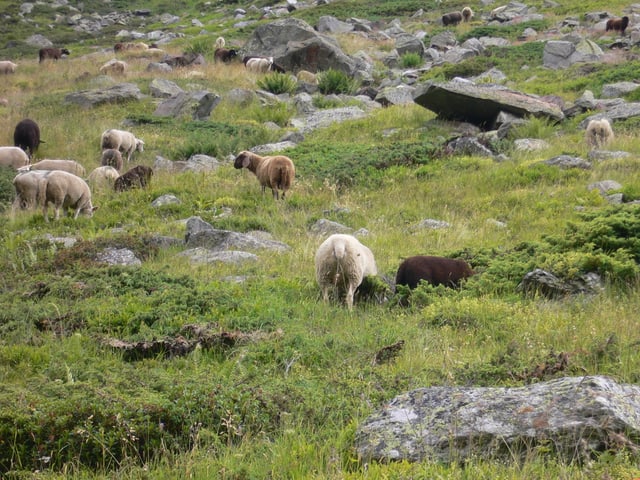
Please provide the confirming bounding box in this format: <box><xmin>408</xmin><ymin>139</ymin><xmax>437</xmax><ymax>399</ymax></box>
<box><xmin>291</xmin><ymin>106</ymin><xmax>367</xmax><ymax>133</ymax></box>
<box><xmin>64</xmin><ymin>83</ymin><xmax>143</xmax><ymax>108</ymax></box>
<box><xmin>95</xmin><ymin>248</ymin><xmax>142</xmax><ymax>266</ymax></box>
<box><xmin>543</xmin><ymin>38</ymin><xmax>603</xmax><ymax>69</ymax></box>
<box><xmin>489</xmin><ymin>1</ymin><xmax>531</xmax><ymax>22</ymax></box>
<box><xmin>149</xmin><ymin>78</ymin><xmax>183</xmax><ymax>98</ymax></box>
<box><xmin>413</xmin><ymin>80</ymin><xmax>564</xmax><ymax>127</ymax></box>
<box><xmin>446</xmin><ymin>137</ymin><xmax>495</xmax><ymax>157</ymax></box>
<box><xmin>588</xmin><ymin>180</ymin><xmax>622</xmax><ymax>195</ymax></box>
<box><xmin>601</xmin><ymin>82</ymin><xmax>640</xmax><ymax>99</ymax></box>
<box><xmin>357</xmin><ymin>376</ymin><xmax>640</xmax><ymax>463</ymax></box>
<box><xmin>178</xmin><ymin>248</ymin><xmax>259</xmax><ymax>265</ymax></box>
<box><xmin>579</xmin><ymin>103</ymin><xmax>640</xmax><ymax>128</ymax></box>
<box><xmin>309</xmin><ymin>219</ymin><xmax>353</xmax><ymax>236</ymax></box>
<box><xmin>587</xmin><ymin>150</ymin><xmax>631</xmax><ymax>161</ymax></box>
<box><xmin>250</xmin><ymin>141</ymin><xmax>297</xmax><ymax>155</ymax></box>
<box><xmin>542</xmin><ymin>154</ymin><xmax>591</xmax><ymax>169</ymax></box>
<box><xmin>316</xmin><ymin>15</ymin><xmax>354</xmax><ymax>34</ymax></box>
<box><xmin>153</xmin><ymin>91</ymin><xmax>221</xmax><ymax>120</ymax></box>
<box><xmin>395</xmin><ymin>33</ymin><xmax>426</xmax><ymax>58</ymax></box>
<box><xmin>185</xmin><ymin>220</ymin><xmax>290</xmax><ymax>252</ymax></box>
<box><xmin>518</xmin><ymin>268</ymin><xmax>603</xmax><ymax>297</ymax></box>
<box><xmin>375</xmin><ymin>85</ymin><xmax>416</xmax><ymax>106</ymax></box>
<box><xmin>514</xmin><ymin>138</ymin><xmax>550</xmax><ymax>151</ymax></box>
<box><xmin>151</xmin><ymin>194</ymin><xmax>181</xmax><ymax>207</ymax></box>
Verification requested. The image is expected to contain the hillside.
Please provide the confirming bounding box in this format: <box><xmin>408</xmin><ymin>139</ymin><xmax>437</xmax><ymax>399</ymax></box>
<box><xmin>1</xmin><ymin>0</ymin><xmax>640</xmax><ymax>477</ymax></box>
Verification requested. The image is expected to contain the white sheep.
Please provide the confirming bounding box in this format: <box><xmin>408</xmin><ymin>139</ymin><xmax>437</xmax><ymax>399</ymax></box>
<box><xmin>246</xmin><ymin>57</ymin><xmax>273</xmax><ymax>74</ymax></box>
<box><xmin>31</xmin><ymin>159</ymin><xmax>86</xmax><ymax>177</ymax></box>
<box><xmin>39</xmin><ymin>170</ymin><xmax>96</xmax><ymax>221</ymax></box>
<box><xmin>100</xmin><ymin>129</ymin><xmax>144</xmax><ymax>163</ymax></box>
<box><xmin>0</xmin><ymin>146</ymin><xmax>30</xmax><ymax>169</ymax></box>
<box><xmin>0</xmin><ymin>61</ymin><xmax>17</xmax><ymax>74</ymax></box>
<box><xmin>296</xmin><ymin>70</ymin><xmax>318</xmax><ymax>85</ymax></box>
<box><xmin>87</xmin><ymin>166</ymin><xmax>120</xmax><ymax>190</ymax></box>
<box><xmin>215</xmin><ymin>36</ymin><xmax>226</xmax><ymax>49</ymax></box>
<box><xmin>233</xmin><ymin>150</ymin><xmax>295</xmax><ymax>200</ymax></box>
<box><xmin>101</xmin><ymin>148</ymin><xmax>123</xmax><ymax>172</ymax></box>
<box><xmin>585</xmin><ymin>118</ymin><xmax>614</xmax><ymax>150</ymax></box>
<box><xmin>461</xmin><ymin>6</ymin><xmax>474</xmax><ymax>21</ymax></box>
<box><xmin>12</xmin><ymin>170</ymin><xmax>50</xmax><ymax>212</ymax></box>
<box><xmin>315</xmin><ymin>234</ymin><xmax>378</xmax><ymax>310</ymax></box>
<box><xmin>99</xmin><ymin>59</ymin><xmax>127</xmax><ymax>76</ymax></box>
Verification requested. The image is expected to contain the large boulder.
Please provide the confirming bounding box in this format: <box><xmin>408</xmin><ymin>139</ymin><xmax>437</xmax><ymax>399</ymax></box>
<box><xmin>413</xmin><ymin>79</ymin><xmax>564</xmax><ymax>127</ymax></box>
<box><xmin>242</xmin><ymin>18</ymin><xmax>358</xmax><ymax>75</ymax></box>
<box><xmin>543</xmin><ymin>37</ymin><xmax>604</xmax><ymax>69</ymax></box>
<box><xmin>356</xmin><ymin>376</ymin><xmax>640</xmax><ymax>463</ymax></box>
<box><xmin>153</xmin><ymin>91</ymin><xmax>221</xmax><ymax>120</ymax></box>
<box><xmin>64</xmin><ymin>83</ymin><xmax>143</xmax><ymax>108</ymax></box>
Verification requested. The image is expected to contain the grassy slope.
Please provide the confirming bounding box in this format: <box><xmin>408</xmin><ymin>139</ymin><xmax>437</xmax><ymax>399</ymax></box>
<box><xmin>1</xmin><ymin>0</ymin><xmax>640</xmax><ymax>478</ymax></box>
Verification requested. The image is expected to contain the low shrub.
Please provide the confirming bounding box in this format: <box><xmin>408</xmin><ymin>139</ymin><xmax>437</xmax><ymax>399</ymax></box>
<box><xmin>399</xmin><ymin>52</ymin><xmax>422</xmax><ymax>68</ymax></box>
<box><xmin>317</xmin><ymin>68</ymin><xmax>359</xmax><ymax>95</ymax></box>
<box><xmin>257</xmin><ymin>72</ymin><xmax>297</xmax><ymax>95</ymax></box>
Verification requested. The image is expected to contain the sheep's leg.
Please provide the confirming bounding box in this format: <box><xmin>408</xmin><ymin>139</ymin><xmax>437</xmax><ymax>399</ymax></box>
<box><xmin>345</xmin><ymin>284</ymin><xmax>355</xmax><ymax>310</ymax></box>
<box><xmin>272</xmin><ymin>188</ymin><xmax>279</xmax><ymax>200</ymax></box>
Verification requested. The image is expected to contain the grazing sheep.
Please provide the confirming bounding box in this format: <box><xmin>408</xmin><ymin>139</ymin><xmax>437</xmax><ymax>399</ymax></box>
<box><xmin>214</xmin><ymin>48</ymin><xmax>239</xmax><ymax>63</ymax></box>
<box><xmin>0</xmin><ymin>146</ymin><xmax>30</xmax><ymax>169</ymax></box>
<box><xmin>246</xmin><ymin>57</ymin><xmax>273</xmax><ymax>73</ymax></box>
<box><xmin>87</xmin><ymin>166</ymin><xmax>120</xmax><ymax>189</ymax></box>
<box><xmin>162</xmin><ymin>53</ymin><xmax>203</xmax><ymax>68</ymax></box>
<box><xmin>395</xmin><ymin>255</ymin><xmax>475</xmax><ymax>290</ymax></box>
<box><xmin>100</xmin><ymin>129</ymin><xmax>144</xmax><ymax>163</ymax></box>
<box><xmin>585</xmin><ymin>118</ymin><xmax>614</xmax><ymax>149</ymax></box>
<box><xmin>12</xmin><ymin>170</ymin><xmax>50</xmax><ymax>211</ymax></box>
<box><xmin>315</xmin><ymin>234</ymin><xmax>378</xmax><ymax>310</ymax></box>
<box><xmin>296</xmin><ymin>70</ymin><xmax>318</xmax><ymax>84</ymax></box>
<box><xmin>114</xmin><ymin>165</ymin><xmax>153</xmax><ymax>192</ymax></box>
<box><xmin>215</xmin><ymin>36</ymin><xmax>226</xmax><ymax>49</ymax></box>
<box><xmin>99</xmin><ymin>59</ymin><xmax>127</xmax><ymax>75</ymax></box>
<box><xmin>233</xmin><ymin>150</ymin><xmax>295</xmax><ymax>200</ymax></box>
<box><xmin>39</xmin><ymin>47</ymin><xmax>70</xmax><ymax>62</ymax></box>
<box><xmin>39</xmin><ymin>170</ymin><xmax>96</xmax><ymax>221</ymax></box>
<box><xmin>31</xmin><ymin>159</ymin><xmax>86</xmax><ymax>177</ymax></box>
<box><xmin>114</xmin><ymin>42</ymin><xmax>148</xmax><ymax>52</ymax></box>
<box><xmin>461</xmin><ymin>6</ymin><xmax>474</xmax><ymax>22</ymax></box>
<box><xmin>101</xmin><ymin>148</ymin><xmax>124</xmax><ymax>172</ymax></box>
<box><xmin>0</xmin><ymin>61</ymin><xmax>17</xmax><ymax>74</ymax></box>
<box><xmin>606</xmin><ymin>16</ymin><xmax>630</xmax><ymax>34</ymax></box>
<box><xmin>442</xmin><ymin>11</ymin><xmax>463</xmax><ymax>26</ymax></box>
<box><xmin>13</xmin><ymin>119</ymin><xmax>41</xmax><ymax>158</ymax></box>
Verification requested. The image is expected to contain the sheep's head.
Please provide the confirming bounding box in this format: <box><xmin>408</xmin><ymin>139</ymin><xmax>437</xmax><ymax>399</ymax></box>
<box><xmin>234</xmin><ymin>151</ymin><xmax>252</xmax><ymax>169</ymax></box>
<box><xmin>136</xmin><ymin>139</ymin><xmax>145</xmax><ymax>152</ymax></box>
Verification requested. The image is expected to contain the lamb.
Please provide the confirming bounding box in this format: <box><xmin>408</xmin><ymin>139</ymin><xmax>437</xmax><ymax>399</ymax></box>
<box><xmin>0</xmin><ymin>146</ymin><xmax>30</xmax><ymax>169</ymax></box>
<box><xmin>101</xmin><ymin>148</ymin><xmax>123</xmax><ymax>172</ymax></box>
<box><xmin>87</xmin><ymin>166</ymin><xmax>120</xmax><ymax>190</ymax></box>
<box><xmin>296</xmin><ymin>70</ymin><xmax>318</xmax><ymax>84</ymax></box>
<box><xmin>100</xmin><ymin>129</ymin><xmax>144</xmax><ymax>163</ymax></box>
<box><xmin>246</xmin><ymin>57</ymin><xmax>274</xmax><ymax>74</ymax></box>
<box><xmin>14</xmin><ymin>118</ymin><xmax>41</xmax><ymax>158</ymax></box>
<box><xmin>0</xmin><ymin>61</ymin><xmax>17</xmax><ymax>74</ymax></box>
<box><xmin>233</xmin><ymin>150</ymin><xmax>295</xmax><ymax>200</ymax></box>
<box><xmin>395</xmin><ymin>255</ymin><xmax>475</xmax><ymax>290</ymax></box>
<box><xmin>461</xmin><ymin>6</ymin><xmax>474</xmax><ymax>22</ymax></box>
<box><xmin>214</xmin><ymin>48</ymin><xmax>238</xmax><ymax>63</ymax></box>
<box><xmin>605</xmin><ymin>16</ymin><xmax>630</xmax><ymax>34</ymax></box>
<box><xmin>39</xmin><ymin>47</ymin><xmax>70</xmax><ymax>63</ymax></box>
<box><xmin>442</xmin><ymin>11</ymin><xmax>463</xmax><ymax>26</ymax></box>
<box><xmin>31</xmin><ymin>159</ymin><xmax>86</xmax><ymax>177</ymax></box>
<box><xmin>215</xmin><ymin>37</ymin><xmax>226</xmax><ymax>49</ymax></box>
<box><xmin>114</xmin><ymin>165</ymin><xmax>153</xmax><ymax>192</ymax></box>
<box><xmin>315</xmin><ymin>234</ymin><xmax>378</xmax><ymax>310</ymax></box>
<box><xmin>99</xmin><ymin>59</ymin><xmax>127</xmax><ymax>75</ymax></box>
<box><xmin>585</xmin><ymin>118</ymin><xmax>614</xmax><ymax>150</ymax></box>
<box><xmin>39</xmin><ymin>170</ymin><xmax>96</xmax><ymax>221</ymax></box>
<box><xmin>12</xmin><ymin>170</ymin><xmax>50</xmax><ymax>211</ymax></box>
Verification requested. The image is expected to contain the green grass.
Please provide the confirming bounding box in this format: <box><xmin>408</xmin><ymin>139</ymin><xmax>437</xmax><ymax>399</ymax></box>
<box><xmin>1</xmin><ymin>0</ymin><xmax>640</xmax><ymax>477</ymax></box>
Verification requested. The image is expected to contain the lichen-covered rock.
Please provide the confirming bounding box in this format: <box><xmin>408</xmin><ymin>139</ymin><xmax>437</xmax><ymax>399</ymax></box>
<box><xmin>356</xmin><ymin>376</ymin><xmax>640</xmax><ymax>464</ymax></box>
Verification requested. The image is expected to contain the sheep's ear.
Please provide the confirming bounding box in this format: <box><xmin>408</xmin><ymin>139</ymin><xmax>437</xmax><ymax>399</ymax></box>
<box><xmin>242</xmin><ymin>156</ymin><xmax>251</xmax><ymax>168</ymax></box>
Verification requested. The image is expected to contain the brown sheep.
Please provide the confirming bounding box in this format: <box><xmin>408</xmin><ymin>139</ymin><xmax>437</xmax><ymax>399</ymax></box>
<box><xmin>114</xmin><ymin>165</ymin><xmax>153</xmax><ymax>192</ymax></box>
<box><xmin>39</xmin><ymin>47</ymin><xmax>70</xmax><ymax>63</ymax></box>
<box><xmin>442</xmin><ymin>11</ymin><xmax>463</xmax><ymax>26</ymax></box>
<box><xmin>605</xmin><ymin>16</ymin><xmax>630</xmax><ymax>34</ymax></box>
<box><xmin>395</xmin><ymin>255</ymin><xmax>475</xmax><ymax>290</ymax></box>
<box><xmin>214</xmin><ymin>48</ymin><xmax>239</xmax><ymax>63</ymax></box>
<box><xmin>233</xmin><ymin>151</ymin><xmax>295</xmax><ymax>200</ymax></box>
<box><xmin>101</xmin><ymin>148</ymin><xmax>124</xmax><ymax>172</ymax></box>
<box><xmin>14</xmin><ymin>119</ymin><xmax>41</xmax><ymax>158</ymax></box>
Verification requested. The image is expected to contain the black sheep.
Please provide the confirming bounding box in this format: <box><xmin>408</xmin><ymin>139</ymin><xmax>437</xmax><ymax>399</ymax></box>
<box><xmin>395</xmin><ymin>255</ymin><xmax>474</xmax><ymax>290</ymax></box>
<box><xmin>13</xmin><ymin>119</ymin><xmax>41</xmax><ymax>158</ymax></box>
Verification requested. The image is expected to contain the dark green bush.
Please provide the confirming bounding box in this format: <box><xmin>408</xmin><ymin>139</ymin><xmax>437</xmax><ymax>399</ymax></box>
<box><xmin>317</xmin><ymin>69</ymin><xmax>359</xmax><ymax>95</ymax></box>
<box><xmin>257</xmin><ymin>72</ymin><xmax>297</xmax><ymax>95</ymax></box>
<box><xmin>400</xmin><ymin>52</ymin><xmax>422</xmax><ymax>68</ymax></box>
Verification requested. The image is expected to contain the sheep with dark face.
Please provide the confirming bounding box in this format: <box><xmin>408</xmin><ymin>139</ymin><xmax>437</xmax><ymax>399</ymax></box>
<box><xmin>233</xmin><ymin>151</ymin><xmax>295</xmax><ymax>200</ymax></box>
<box><xmin>39</xmin><ymin>47</ymin><xmax>70</xmax><ymax>62</ymax></box>
<box><xmin>315</xmin><ymin>234</ymin><xmax>378</xmax><ymax>310</ymax></box>
<box><xmin>13</xmin><ymin>119</ymin><xmax>41</xmax><ymax>158</ymax></box>
<box><xmin>395</xmin><ymin>255</ymin><xmax>475</xmax><ymax>290</ymax></box>
<box><xmin>461</xmin><ymin>6</ymin><xmax>474</xmax><ymax>22</ymax></box>
<box><xmin>606</xmin><ymin>16</ymin><xmax>629</xmax><ymax>34</ymax></box>
<box><xmin>214</xmin><ymin>48</ymin><xmax>238</xmax><ymax>63</ymax></box>
<box><xmin>101</xmin><ymin>148</ymin><xmax>123</xmax><ymax>172</ymax></box>
<box><xmin>585</xmin><ymin>118</ymin><xmax>614</xmax><ymax>150</ymax></box>
<box><xmin>246</xmin><ymin>57</ymin><xmax>274</xmax><ymax>73</ymax></box>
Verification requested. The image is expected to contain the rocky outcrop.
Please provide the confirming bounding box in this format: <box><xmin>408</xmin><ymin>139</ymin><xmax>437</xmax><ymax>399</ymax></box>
<box><xmin>356</xmin><ymin>376</ymin><xmax>640</xmax><ymax>463</ymax></box>
<box><xmin>413</xmin><ymin>80</ymin><xmax>564</xmax><ymax>127</ymax></box>
<box><xmin>153</xmin><ymin>91</ymin><xmax>221</xmax><ymax>120</ymax></box>
<box><xmin>64</xmin><ymin>83</ymin><xmax>143</xmax><ymax>108</ymax></box>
